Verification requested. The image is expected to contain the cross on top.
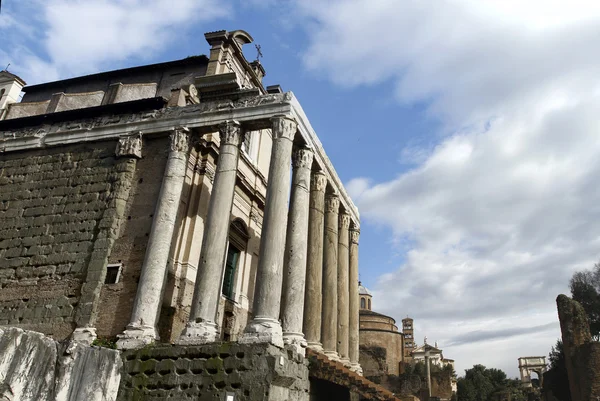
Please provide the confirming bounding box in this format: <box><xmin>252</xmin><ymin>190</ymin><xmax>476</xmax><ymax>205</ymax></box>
<box><xmin>255</xmin><ymin>44</ymin><xmax>263</xmax><ymax>61</ymax></box>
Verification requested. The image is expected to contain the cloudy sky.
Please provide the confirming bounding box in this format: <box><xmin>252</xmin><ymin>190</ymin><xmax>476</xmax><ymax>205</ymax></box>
<box><xmin>2</xmin><ymin>0</ymin><xmax>600</xmax><ymax>377</ymax></box>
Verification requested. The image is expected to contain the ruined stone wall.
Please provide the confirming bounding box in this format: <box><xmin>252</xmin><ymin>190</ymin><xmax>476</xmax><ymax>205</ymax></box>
<box><xmin>360</xmin><ymin>330</ymin><xmax>404</xmax><ymax>376</ymax></box>
<box><xmin>0</xmin><ymin>140</ymin><xmax>137</xmax><ymax>340</ymax></box>
<box><xmin>556</xmin><ymin>294</ymin><xmax>600</xmax><ymax>401</ymax></box>
<box><xmin>118</xmin><ymin>343</ymin><xmax>309</xmax><ymax>401</ymax></box>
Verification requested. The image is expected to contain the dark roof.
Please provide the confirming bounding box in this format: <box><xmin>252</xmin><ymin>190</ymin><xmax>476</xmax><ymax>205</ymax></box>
<box><xmin>360</xmin><ymin>309</ymin><xmax>396</xmax><ymax>323</ymax></box>
<box><xmin>24</xmin><ymin>55</ymin><xmax>209</xmax><ymax>92</ymax></box>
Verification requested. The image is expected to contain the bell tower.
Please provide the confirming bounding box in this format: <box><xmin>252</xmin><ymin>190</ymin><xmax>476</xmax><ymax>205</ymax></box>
<box><xmin>0</xmin><ymin>70</ymin><xmax>26</xmax><ymax>120</ymax></box>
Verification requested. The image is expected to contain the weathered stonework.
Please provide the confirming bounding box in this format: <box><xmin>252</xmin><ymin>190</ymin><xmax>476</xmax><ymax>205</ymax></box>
<box><xmin>556</xmin><ymin>294</ymin><xmax>600</xmax><ymax>401</ymax></box>
<box><xmin>0</xmin><ymin>141</ymin><xmax>129</xmax><ymax>340</ymax></box>
<box><xmin>118</xmin><ymin>343</ymin><xmax>309</xmax><ymax>401</ymax></box>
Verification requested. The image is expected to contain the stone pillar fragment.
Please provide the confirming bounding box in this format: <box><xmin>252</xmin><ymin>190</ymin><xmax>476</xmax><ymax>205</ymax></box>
<box><xmin>117</xmin><ymin>128</ymin><xmax>190</xmax><ymax>349</ymax></box>
<box><xmin>177</xmin><ymin>121</ymin><xmax>245</xmax><ymax>345</ymax></box>
<box><xmin>321</xmin><ymin>194</ymin><xmax>339</xmax><ymax>360</ymax></box>
<box><xmin>241</xmin><ymin>115</ymin><xmax>297</xmax><ymax>347</ymax></box>
<box><xmin>348</xmin><ymin>226</ymin><xmax>362</xmax><ymax>373</ymax></box>
<box><xmin>337</xmin><ymin>212</ymin><xmax>350</xmax><ymax>364</ymax></box>
<box><xmin>281</xmin><ymin>146</ymin><xmax>314</xmax><ymax>355</ymax></box>
<box><xmin>303</xmin><ymin>171</ymin><xmax>327</xmax><ymax>351</ymax></box>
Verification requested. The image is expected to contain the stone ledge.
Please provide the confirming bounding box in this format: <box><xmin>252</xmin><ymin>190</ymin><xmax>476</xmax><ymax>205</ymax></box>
<box><xmin>306</xmin><ymin>348</ymin><xmax>401</xmax><ymax>401</ymax></box>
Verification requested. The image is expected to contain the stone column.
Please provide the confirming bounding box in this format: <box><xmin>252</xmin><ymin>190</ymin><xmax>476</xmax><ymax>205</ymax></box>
<box><xmin>303</xmin><ymin>171</ymin><xmax>327</xmax><ymax>351</ymax></box>
<box><xmin>321</xmin><ymin>193</ymin><xmax>339</xmax><ymax>360</ymax></box>
<box><xmin>117</xmin><ymin>128</ymin><xmax>190</xmax><ymax>349</ymax></box>
<box><xmin>337</xmin><ymin>212</ymin><xmax>351</xmax><ymax>364</ymax></box>
<box><xmin>281</xmin><ymin>146</ymin><xmax>314</xmax><ymax>355</ymax></box>
<box><xmin>241</xmin><ymin>116</ymin><xmax>297</xmax><ymax>347</ymax></box>
<box><xmin>177</xmin><ymin>121</ymin><xmax>245</xmax><ymax>345</ymax></box>
<box><xmin>348</xmin><ymin>226</ymin><xmax>361</xmax><ymax>373</ymax></box>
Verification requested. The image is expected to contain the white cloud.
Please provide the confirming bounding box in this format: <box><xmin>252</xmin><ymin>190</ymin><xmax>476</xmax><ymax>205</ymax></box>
<box><xmin>0</xmin><ymin>0</ymin><xmax>231</xmax><ymax>83</ymax></box>
<box><xmin>298</xmin><ymin>0</ymin><xmax>600</xmax><ymax>376</ymax></box>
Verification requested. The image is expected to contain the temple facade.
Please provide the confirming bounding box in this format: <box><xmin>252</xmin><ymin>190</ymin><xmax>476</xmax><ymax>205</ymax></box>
<box><xmin>0</xmin><ymin>30</ymin><xmax>395</xmax><ymax>400</ymax></box>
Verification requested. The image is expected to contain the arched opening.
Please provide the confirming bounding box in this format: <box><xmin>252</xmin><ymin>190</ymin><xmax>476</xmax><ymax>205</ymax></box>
<box><xmin>222</xmin><ymin>219</ymin><xmax>249</xmax><ymax>299</ymax></box>
<box><xmin>368</xmin><ymin>299</ymin><xmax>371</xmax><ymax>310</ymax></box>
<box><xmin>361</xmin><ymin>297</ymin><xmax>366</xmax><ymax>309</ymax></box>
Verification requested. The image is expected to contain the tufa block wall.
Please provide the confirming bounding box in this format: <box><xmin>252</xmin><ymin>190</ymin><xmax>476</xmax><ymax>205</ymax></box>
<box><xmin>118</xmin><ymin>343</ymin><xmax>309</xmax><ymax>401</ymax></box>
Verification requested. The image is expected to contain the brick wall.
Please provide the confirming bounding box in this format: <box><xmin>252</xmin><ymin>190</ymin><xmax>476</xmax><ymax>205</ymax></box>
<box><xmin>0</xmin><ymin>141</ymin><xmax>130</xmax><ymax>339</ymax></box>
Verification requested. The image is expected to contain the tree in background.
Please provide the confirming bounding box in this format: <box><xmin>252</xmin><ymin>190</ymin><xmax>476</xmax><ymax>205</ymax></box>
<box><xmin>543</xmin><ymin>339</ymin><xmax>571</xmax><ymax>401</ymax></box>
<box><xmin>569</xmin><ymin>263</ymin><xmax>600</xmax><ymax>340</ymax></box>
<box><xmin>456</xmin><ymin>365</ymin><xmax>530</xmax><ymax>401</ymax></box>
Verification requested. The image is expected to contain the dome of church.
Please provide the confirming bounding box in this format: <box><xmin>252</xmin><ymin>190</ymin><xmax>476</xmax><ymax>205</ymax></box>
<box><xmin>358</xmin><ymin>282</ymin><xmax>372</xmax><ymax>296</ymax></box>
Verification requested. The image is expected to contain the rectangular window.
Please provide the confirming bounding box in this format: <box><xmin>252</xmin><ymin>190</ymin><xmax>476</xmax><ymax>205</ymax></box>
<box><xmin>222</xmin><ymin>244</ymin><xmax>240</xmax><ymax>299</ymax></box>
<box><xmin>105</xmin><ymin>263</ymin><xmax>122</xmax><ymax>284</ymax></box>
<box><xmin>242</xmin><ymin>132</ymin><xmax>253</xmax><ymax>158</ymax></box>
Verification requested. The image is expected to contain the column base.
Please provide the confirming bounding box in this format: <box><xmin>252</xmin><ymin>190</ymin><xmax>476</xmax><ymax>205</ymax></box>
<box><xmin>116</xmin><ymin>324</ymin><xmax>157</xmax><ymax>350</ymax></box>
<box><xmin>71</xmin><ymin>327</ymin><xmax>97</xmax><ymax>346</ymax></box>
<box><xmin>306</xmin><ymin>341</ymin><xmax>323</xmax><ymax>353</ymax></box>
<box><xmin>283</xmin><ymin>331</ymin><xmax>307</xmax><ymax>356</ymax></box>
<box><xmin>323</xmin><ymin>350</ymin><xmax>340</xmax><ymax>362</ymax></box>
<box><xmin>240</xmin><ymin>317</ymin><xmax>284</xmax><ymax>348</ymax></box>
<box><xmin>339</xmin><ymin>357</ymin><xmax>351</xmax><ymax>367</ymax></box>
<box><xmin>176</xmin><ymin>321</ymin><xmax>218</xmax><ymax>345</ymax></box>
<box><xmin>350</xmin><ymin>363</ymin><xmax>363</xmax><ymax>375</ymax></box>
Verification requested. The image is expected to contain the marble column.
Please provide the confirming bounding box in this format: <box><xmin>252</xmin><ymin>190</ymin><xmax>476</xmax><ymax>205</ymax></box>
<box><xmin>241</xmin><ymin>116</ymin><xmax>297</xmax><ymax>347</ymax></box>
<box><xmin>337</xmin><ymin>212</ymin><xmax>351</xmax><ymax>364</ymax></box>
<box><xmin>321</xmin><ymin>193</ymin><xmax>339</xmax><ymax>360</ymax></box>
<box><xmin>177</xmin><ymin>120</ymin><xmax>245</xmax><ymax>345</ymax></box>
<box><xmin>348</xmin><ymin>226</ymin><xmax>361</xmax><ymax>373</ymax></box>
<box><xmin>117</xmin><ymin>128</ymin><xmax>190</xmax><ymax>349</ymax></box>
<box><xmin>281</xmin><ymin>146</ymin><xmax>314</xmax><ymax>355</ymax></box>
<box><xmin>303</xmin><ymin>171</ymin><xmax>327</xmax><ymax>351</ymax></box>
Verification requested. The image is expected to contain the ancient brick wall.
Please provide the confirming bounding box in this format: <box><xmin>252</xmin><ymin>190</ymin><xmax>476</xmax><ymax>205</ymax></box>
<box><xmin>118</xmin><ymin>343</ymin><xmax>309</xmax><ymax>401</ymax></box>
<box><xmin>360</xmin><ymin>330</ymin><xmax>403</xmax><ymax>376</ymax></box>
<box><xmin>0</xmin><ymin>141</ymin><xmax>136</xmax><ymax>339</ymax></box>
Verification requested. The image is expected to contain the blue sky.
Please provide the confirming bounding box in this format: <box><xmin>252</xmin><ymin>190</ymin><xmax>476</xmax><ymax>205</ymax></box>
<box><xmin>3</xmin><ymin>0</ymin><xmax>600</xmax><ymax>377</ymax></box>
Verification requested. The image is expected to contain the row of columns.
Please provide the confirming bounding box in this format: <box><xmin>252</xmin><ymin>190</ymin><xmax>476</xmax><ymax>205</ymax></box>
<box><xmin>117</xmin><ymin>116</ymin><xmax>361</xmax><ymax>372</ymax></box>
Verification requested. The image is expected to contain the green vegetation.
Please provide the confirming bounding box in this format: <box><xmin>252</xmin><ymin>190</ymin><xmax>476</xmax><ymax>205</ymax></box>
<box><xmin>91</xmin><ymin>337</ymin><xmax>117</xmax><ymax>349</ymax></box>
<box><xmin>456</xmin><ymin>365</ymin><xmax>531</xmax><ymax>401</ymax></box>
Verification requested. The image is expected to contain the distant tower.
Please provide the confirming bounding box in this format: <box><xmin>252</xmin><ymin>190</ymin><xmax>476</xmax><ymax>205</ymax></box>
<box><xmin>402</xmin><ymin>317</ymin><xmax>414</xmax><ymax>360</ymax></box>
<box><xmin>0</xmin><ymin>70</ymin><xmax>26</xmax><ymax>120</ymax></box>
<box><xmin>358</xmin><ymin>282</ymin><xmax>373</xmax><ymax>311</ymax></box>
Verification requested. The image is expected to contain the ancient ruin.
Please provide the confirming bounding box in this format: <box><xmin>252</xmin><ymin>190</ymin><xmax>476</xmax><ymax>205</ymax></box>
<box><xmin>0</xmin><ymin>29</ymin><xmax>395</xmax><ymax>400</ymax></box>
<box><xmin>517</xmin><ymin>356</ymin><xmax>546</xmax><ymax>387</ymax></box>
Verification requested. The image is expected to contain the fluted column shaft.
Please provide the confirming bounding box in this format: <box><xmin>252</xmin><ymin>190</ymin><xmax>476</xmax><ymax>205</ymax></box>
<box><xmin>117</xmin><ymin>128</ymin><xmax>190</xmax><ymax>349</ymax></box>
<box><xmin>281</xmin><ymin>146</ymin><xmax>314</xmax><ymax>354</ymax></box>
<box><xmin>337</xmin><ymin>213</ymin><xmax>351</xmax><ymax>363</ymax></box>
<box><xmin>322</xmin><ymin>194</ymin><xmax>339</xmax><ymax>359</ymax></box>
<box><xmin>177</xmin><ymin>121</ymin><xmax>245</xmax><ymax>345</ymax></box>
<box><xmin>241</xmin><ymin>116</ymin><xmax>297</xmax><ymax>347</ymax></box>
<box><xmin>303</xmin><ymin>171</ymin><xmax>327</xmax><ymax>351</ymax></box>
<box><xmin>349</xmin><ymin>227</ymin><xmax>361</xmax><ymax>372</ymax></box>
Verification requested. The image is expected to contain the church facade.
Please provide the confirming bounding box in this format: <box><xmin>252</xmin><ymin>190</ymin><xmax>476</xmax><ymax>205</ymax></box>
<box><xmin>0</xmin><ymin>29</ymin><xmax>403</xmax><ymax>400</ymax></box>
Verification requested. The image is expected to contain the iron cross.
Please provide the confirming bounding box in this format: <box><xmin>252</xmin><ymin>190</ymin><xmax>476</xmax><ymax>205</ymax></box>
<box><xmin>255</xmin><ymin>44</ymin><xmax>263</xmax><ymax>61</ymax></box>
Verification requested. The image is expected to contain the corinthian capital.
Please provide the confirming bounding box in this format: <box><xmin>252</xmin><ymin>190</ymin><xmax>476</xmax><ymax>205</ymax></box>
<box><xmin>115</xmin><ymin>132</ymin><xmax>142</xmax><ymax>159</ymax></box>
<box><xmin>218</xmin><ymin>120</ymin><xmax>244</xmax><ymax>146</ymax></box>
<box><xmin>311</xmin><ymin>171</ymin><xmax>328</xmax><ymax>193</ymax></box>
<box><xmin>271</xmin><ymin>115</ymin><xmax>297</xmax><ymax>141</ymax></box>
<box><xmin>339</xmin><ymin>213</ymin><xmax>350</xmax><ymax>229</ymax></box>
<box><xmin>170</xmin><ymin>127</ymin><xmax>191</xmax><ymax>152</ymax></box>
<box><xmin>350</xmin><ymin>227</ymin><xmax>360</xmax><ymax>244</ymax></box>
<box><xmin>325</xmin><ymin>194</ymin><xmax>340</xmax><ymax>214</ymax></box>
<box><xmin>292</xmin><ymin>146</ymin><xmax>314</xmax><ymax>170</ymax></box>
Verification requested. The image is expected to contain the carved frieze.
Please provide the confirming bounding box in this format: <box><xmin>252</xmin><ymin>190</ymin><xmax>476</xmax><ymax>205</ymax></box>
<box><xmin>170</xmin><ymin>127</ymin><xmax>190</xmax><ymax>153</ymax></box>
<box><xmin>218</xmin><ymin>120</ymin><xmax>244</xmax><ymax>147</ymax></box>
<box><xmin>115</xmin><ymin>132</ymin><xmax>143</xmax><ymax>159</ymax></box>
<box><xmin>292</xmin><ymin>146</ymin><xmax>314</xmax><ymax>170</ymax></box>
<box><xmin>325</xmin><ymin>194</ymin><xmax>340</xmax><ymax>214</ymax></box>
<box><xmin>311</xmin><ymin>171</ymin><xmax>328</xmax><ymax>193</ymax></box>
<box><xmin>270</xmin><ymin>115</ymin><xmax>297</xmax><ymax>141</ymax></box>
